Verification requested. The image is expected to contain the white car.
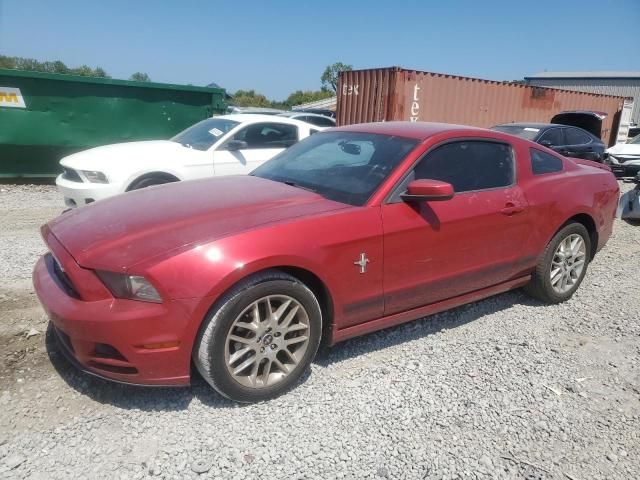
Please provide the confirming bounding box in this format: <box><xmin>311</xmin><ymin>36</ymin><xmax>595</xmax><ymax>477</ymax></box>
<box><xmin>276</xmin><ymin>112</ymin><xmax>336</xmax><ymax>128</ymax></box>
<box><xmin>606</xmin><ymin>134</ymin><xmax>640</xmax><ymax>177</ymax></box>
<box><xmin>56</xmin><ymin>114</ymin><xmax>324</xmax><ymax>208</ymax></box>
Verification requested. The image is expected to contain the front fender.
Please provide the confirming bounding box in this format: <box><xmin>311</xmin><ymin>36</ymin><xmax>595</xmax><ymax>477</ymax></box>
<box><xmin>150</xmin><ymin>247</ymin><xmax>335</xmax><ymax>364</ymax></box>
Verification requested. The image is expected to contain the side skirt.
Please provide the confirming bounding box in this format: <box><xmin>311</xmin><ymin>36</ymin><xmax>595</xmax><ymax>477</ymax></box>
<box><xmin>331</xmin><ymin>275</ymin><xmax>531</xmax><ymax>344</ymax></box>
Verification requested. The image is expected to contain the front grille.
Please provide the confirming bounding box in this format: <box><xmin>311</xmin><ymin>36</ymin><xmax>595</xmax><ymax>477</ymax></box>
<box><xmin>62</xmin><ymin>167</ymin><xmax>83</xmax><ymax>182</ymax></box>
<box><xmin>45</xmin><ymin>253</ymin><xmax>80</xmax><ymax>299</ymax></box>
<box><xmin>613</xmin><ymin>155</ymin><xmax>640</xmax><ymax>164</ymax></box>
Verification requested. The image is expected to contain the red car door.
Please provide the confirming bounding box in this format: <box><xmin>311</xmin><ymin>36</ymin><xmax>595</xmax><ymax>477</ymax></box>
<box><xmin>381</xmin><ymin>139</ymin><xmax>530</xmax><ymax>316</ymax></box>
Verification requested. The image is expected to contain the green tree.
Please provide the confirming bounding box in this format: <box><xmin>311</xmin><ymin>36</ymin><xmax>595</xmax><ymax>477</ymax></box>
<box><xmin>0</xmin><ymin>55</ymin><xmax>109</xmax><ymax>77</ymax></box>
<box><xmin>231</xmin><ymin>89</ymin><xmax>272</xmax><ymax>107</ymax></box>
<box><xmin>130</xmin><ymin>72</ymin><xmax>151</xmax><ymax>82</ymax></box>
<box><xmin>285</xmin><ymin>89</ymin><xmax>334</xmax><ymax>107</ymax></box>
<box><xmin>0</xmin><ymin>56</ymin><xmax>16</xmax><ymax>69</ymax></box>
<box><xmin>321</xmin><ymin>62</ymin><xmax>353</xmax><ymax>92</ymax></box>
<box><xmin>51</xmin><ymin>61</ymin><xmax>70</xmax><ymax>74</ymax></box>
<box><xmin>70</xmin><ymin>65</ymin><xmax>109</xmax><ymax>77</ymax></box>
<box><xmin>72</xmin><ymin>65</ymin><xmax>96</xmax><ymax>77</ymax></box>
<box><xmin>16</xmin><ymin>58</ymin><xmax>42</xmax><ymax>71</ymax></box>
<box><xmin>94</xmin><ymin>67</ymin><xmax>109</xmax><ymax>78</ymax></box>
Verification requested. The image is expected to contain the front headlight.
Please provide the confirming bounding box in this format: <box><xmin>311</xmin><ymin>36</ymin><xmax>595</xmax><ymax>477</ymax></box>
<box><xmin>82</xmin><ymin>170</ymin><xmax>109</xmax><ymax>183</ymax></box>
<box><xmin>96</xmin><ymin>271</ymin><xmax>162</xmax><ymax>303</ymax></box>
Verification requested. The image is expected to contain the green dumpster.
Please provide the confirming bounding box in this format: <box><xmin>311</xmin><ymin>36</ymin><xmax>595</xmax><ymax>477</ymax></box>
<box><xmin>0</xmin><ymin>69</ymin><xmax>226</xmax><ymax>178</ymax></box>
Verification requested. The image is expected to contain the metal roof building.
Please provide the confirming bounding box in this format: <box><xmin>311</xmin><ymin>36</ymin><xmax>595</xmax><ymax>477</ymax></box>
<box><xmin>525</xmin><ymin>72</ymin><xmax>640</xmax><ymax>124</ymax></box>
<box><xmin>292</xmin><ymin>96</ymin><xmax>337</xmax><ymax>111</ymax></box>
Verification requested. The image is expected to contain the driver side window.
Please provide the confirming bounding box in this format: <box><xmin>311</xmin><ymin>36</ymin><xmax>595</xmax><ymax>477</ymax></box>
<box><xmin>389</xmin><ymin>140</ymin><xmax>515</xmax><ymax>202</ymax></box>
<box><xmin>414</xmin><ymin>140</ymin><xmax>514</xmax><ymax>192</ymax></box>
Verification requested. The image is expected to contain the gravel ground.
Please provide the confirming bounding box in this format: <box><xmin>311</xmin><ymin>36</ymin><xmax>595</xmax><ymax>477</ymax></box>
<box><xmin>1</xmin><ymin>182</ymin><xmax>639</xmax><ymax>480</ymax></box>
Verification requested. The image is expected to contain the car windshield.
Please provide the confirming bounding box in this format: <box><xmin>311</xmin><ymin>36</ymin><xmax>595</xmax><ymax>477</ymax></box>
<box><xmin>629</xmin><ymin>134</ymin><xmax>640</xmax><ymax>145</ymax></box>
<box><xmin>252</xmin><ymin>131</ymin><xmax>419</xmax><ymax>206</ymax></box>
<box><xmin>492</xmin><ymin>125</ymin><xmax>541</xmax><ymax>141</ymax></box>
<box><xmin>171</xmin><ymin>118</ymin><xmax>240</xmax><ymax>151</ymax></box>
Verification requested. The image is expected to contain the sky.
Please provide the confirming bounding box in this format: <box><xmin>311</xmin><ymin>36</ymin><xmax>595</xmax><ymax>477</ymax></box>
<box><xmin>1</xmin><ymin>0</ymin><xmax>639</xmax><ymax>100</ymax></box>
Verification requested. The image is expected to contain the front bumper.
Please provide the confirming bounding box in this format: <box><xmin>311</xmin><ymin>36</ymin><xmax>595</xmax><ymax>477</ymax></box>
<box><xmin>610</xmin><ymin>163</ymin><xmax>640</xmax><ymax>177</ymax></box>
<box><xmin>56</xmin><ymin>175</ymin><xmax>122</xmax><ymax>208</ymax></box>
<box><xmin>606</xmin><ymin>156</ymin><xmax>640</xmax><ymax>177</ymax></box>
<box><xmin>33</xmin><ymin>252</ymin><xmax>195</xmax><ymax>386</ymax></box>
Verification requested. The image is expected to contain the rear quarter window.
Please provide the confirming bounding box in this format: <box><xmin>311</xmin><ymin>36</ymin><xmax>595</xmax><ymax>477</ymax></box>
<box><xmin>530</xmin><ymin>148</ymin><xmax>563</xmax><ymax>175</ymax></box>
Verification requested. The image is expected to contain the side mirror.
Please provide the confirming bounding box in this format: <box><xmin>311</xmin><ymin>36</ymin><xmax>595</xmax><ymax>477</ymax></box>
<box><xmin>539</xmin><ymin>140</ymin><xmax>553</xmax><ymax>147</ymax></box>
<box><xmin>224</xmin><ymin>140</ymin><xmax>248</xmax><ymax>151</ymax></box>
<box><xmin>401</xmin><ymin>179</ymin><xmax>454</xmax><ymax>202</ymax></box>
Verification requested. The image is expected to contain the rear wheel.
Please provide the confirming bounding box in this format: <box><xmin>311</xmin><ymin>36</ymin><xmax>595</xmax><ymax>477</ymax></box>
<box><xmin>524</xmin><ymin>223</ymin><xmax>591</xmax><ymax>303</ymax></box>
<box><xmin>194</xmin><ymin>271</ymin><xmax>322</xmax><ymax>403</ymax></box>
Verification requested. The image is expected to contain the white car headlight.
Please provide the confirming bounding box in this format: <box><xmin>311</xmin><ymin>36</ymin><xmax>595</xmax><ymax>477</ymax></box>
<box><xmin>82</xmin><ymin>170</ymin><xmax>109</xmax><ymax>184</ymax></box>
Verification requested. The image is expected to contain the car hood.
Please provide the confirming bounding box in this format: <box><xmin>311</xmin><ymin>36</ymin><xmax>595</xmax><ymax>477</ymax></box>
<box><xmin>47</xmin><ymin>176</ymin><xmax>349</xmax><ymax>270</ymax></box>
<box><xmin>59</xmin><ymin>140</ymin><xmax>197</xmax><ymax>171</ymax></box>
<box><xmin>607</xmin><ymin>143</ymin><xmax>640</xmax><ymax>156</ymax></box>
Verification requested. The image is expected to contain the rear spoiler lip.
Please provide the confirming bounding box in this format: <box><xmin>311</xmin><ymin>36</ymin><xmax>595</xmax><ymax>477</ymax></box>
<box><xmin>570</xmin><ymin>157</ymin><xmax>612</xmax><ymax>172</ymax></box>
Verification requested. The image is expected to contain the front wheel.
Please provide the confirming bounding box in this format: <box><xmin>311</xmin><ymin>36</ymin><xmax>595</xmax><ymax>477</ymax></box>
<box><xmin>194</xmin><ymin>271</ymin><xmax>322</xmax><ymax>403</ymax></box>
<box><xmin>524</xmin><ymin>223</ymin><xmax>591</xmax><ymax>304</ymax></box>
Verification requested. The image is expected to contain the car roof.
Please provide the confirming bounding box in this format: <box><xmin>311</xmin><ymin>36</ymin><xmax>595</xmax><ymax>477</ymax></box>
<box><xmin>217</xmin><ymin>113</ymin><xmax>312</xmax><ymax>126</ymax></box>
<box><xmin>332</xmin><ymin>121</ymin><xmax>487</xmax><ymax>140</ymax></box>
<box><xmin>277</xmin><ymin>112</ymin><xmax>331</xmax><ymax>119</ymax></box>
<box><xmin>494</xmin><ymin>123</ymin><xmax>566</xmax><ymax>129</ymax></box>
<box><xmin>226</xmin><ymin>106</ymin><xmax>286</xmax><ymax>114</ymax></box>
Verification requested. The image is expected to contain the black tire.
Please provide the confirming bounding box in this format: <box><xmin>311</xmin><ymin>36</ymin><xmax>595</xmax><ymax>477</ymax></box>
<box><xmin>193</xmin><ymin>270</ymin><xmax>322</xmax><ymax>403</ymax></box>
<box><xmin>524</xmin><ymin>222</ymin><xmax>591</xmax><ymax>304</ymax></box>
<box><xmin>127</xmin><ymin>175</ymin><xmax>177</xmax><ymax>191</ymax></box>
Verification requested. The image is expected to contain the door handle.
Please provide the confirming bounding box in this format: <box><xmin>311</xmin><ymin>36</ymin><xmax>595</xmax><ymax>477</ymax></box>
<box><xmin>501</xmin><ymin>203</ymin><xmax>525</xmax><ymax>215</ymax></box>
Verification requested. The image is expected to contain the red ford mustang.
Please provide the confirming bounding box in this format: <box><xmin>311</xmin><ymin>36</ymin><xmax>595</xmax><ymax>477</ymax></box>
<box><xmin>33</xmin><ymin>122</ymin><xmax>619</xmax><ymax>402</ymax></box>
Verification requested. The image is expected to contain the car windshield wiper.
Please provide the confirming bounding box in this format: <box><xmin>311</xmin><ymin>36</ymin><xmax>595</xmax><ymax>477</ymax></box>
<box><xmin>282</xmin><ymin>180</ymin><xmax>317</xmax><ymax>193</ymax></box>
<box><xmin>171</xmin><ymin>140</ymin><xmax>193</xmax><ymax>149</ymax></box>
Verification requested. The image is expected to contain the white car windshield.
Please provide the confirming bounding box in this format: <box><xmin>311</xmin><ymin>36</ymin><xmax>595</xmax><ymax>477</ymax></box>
<box><xmin>629</xmin><ymin>134</ymin><xmax>640</xmax><ymax>145</ymax></box>
<box><xmin>171</xmin><ymin>118</ymin><xmax>240</xmax><ymax>151</ymax></box>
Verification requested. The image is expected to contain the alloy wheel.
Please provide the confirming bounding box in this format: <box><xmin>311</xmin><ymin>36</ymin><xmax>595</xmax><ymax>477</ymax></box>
<box><xmin>224</xmin><ymin>295</ymin><xmax>310</xmax><ymax>389</ymax></box>
<box><xmin>550</xmin><ymin>234</ymin><xmax>587</xmax><ymax>294</ymax></box>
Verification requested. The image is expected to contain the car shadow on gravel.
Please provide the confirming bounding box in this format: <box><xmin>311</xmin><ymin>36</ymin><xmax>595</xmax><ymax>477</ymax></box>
<box><xmin>45</xmin><ymin>289</ymin><xmax>543</xmax><ymax>411</ymax></box>
<box><xmin>622</xmin><ymin>219</ymin><xmax>640</xmax><ymax>226</ymax></box>
<box><xmin>314</xmin><ymin>288</ymin><xmax>545</xmax><ymax>367</ymax></box>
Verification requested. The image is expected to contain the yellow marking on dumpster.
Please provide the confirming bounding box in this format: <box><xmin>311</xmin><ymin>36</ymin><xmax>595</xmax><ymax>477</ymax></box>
<box><xmin>0</xmin><ymin>87</ymin><xmax>26</xmax><ymax>108</ymax></box>
<box><xmin>0</xmin><ymin>92</ymin><xmax>18</xmax><ymax>103</ymax></box>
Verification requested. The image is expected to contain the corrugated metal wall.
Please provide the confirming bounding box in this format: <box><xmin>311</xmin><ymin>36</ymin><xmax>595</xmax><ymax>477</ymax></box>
<box><xmin>526</xmin><ymin>78</ymin><xmax>640</xmax><ymax>124</ymax></box>
<box><xmin>337</xmin><ymin>68</ymin><xmax>627</xmax><ymax>145</ymax></box>
<box><xmin>338</xmin><ymin>68</ymin><xmax>396</xmax><ymax>125</ymax></box>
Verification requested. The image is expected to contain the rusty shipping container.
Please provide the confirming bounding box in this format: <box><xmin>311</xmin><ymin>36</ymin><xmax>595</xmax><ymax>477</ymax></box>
<box><xmin>337</xmin><ymin>67</ymin><xmax>629</xmax><ymax>145</ymax></box>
